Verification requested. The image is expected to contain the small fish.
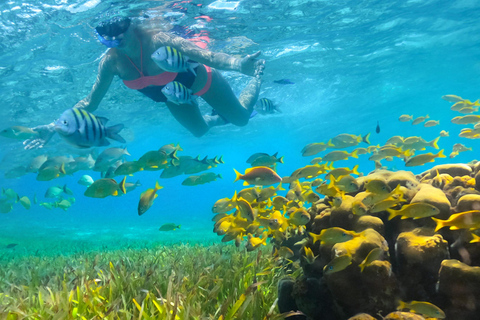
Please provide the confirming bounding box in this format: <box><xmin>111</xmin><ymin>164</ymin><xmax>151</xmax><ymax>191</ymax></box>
<box><xmin>273</xmin><ymin>79</ymin><xmax>294</xmax><ymax>85</ymax></box>
<box><xmin>359</xmin><ymin>248</ymin><xmax>384</xmax><ymax>272</ymax></box>
<box><xmin>0</xmin><ymin>126</ymin><xmax>39</xmax><ymax>140</ymax></box>
<box><xmin>233</xmin><ymin>167</ymin><xmax>282</xmax><ymax>186</ymax></box>
<box><xmin>162</xmin><ymin>81</ymin><xmax>197</xmax><ymax>105</ymax></box>
<box><xmin>397</xmin><ymin>300</ymin><xmax>445</xmax><ymax>319</ymax></box>
<box><xmin>78</xmin><ymin>175</ymin><xmax>94</xmax><ymax>187</ymax></box>
<box><xmin>114</xmin><ymin>161</ymin><xmax>143</xmax><ymax>176</ymax></box>
<box><xmin>159</xmin><ymin>223</ymin><xmax>181</xmax><ymax>231</ymax></box>
<box><xmin>452</xmin><ymin>143</ymin><xmax>472</xmax><ymax>153</ymax></box>
<box><xmin>288</xmin><ymin>208</ymin><xmax>310</xmax><ymax>226</ymax></box>
<box><xmin>432</xmin><ymin>210</ymin><xmax>480</xmax><ymax>232</ymax></box>
<box><xmin>398</xmin><ymin>115</ymin><xmax>413</xmax><ymax>122</ymax></box>
<box><xmin>245</xmin><ymin>233</ymin><xmax>267</xmax><ymax>251</ymax></box>
<box><xmin>151</xmin><ymin>46</ymin><xmax>199</xmax><ymax>75</ymax></box>
<box><xmin>138</xmin><ymin>181</ymin><xmax>163</xmax><ymax>216</ymax></box>
<box><xmin>439</xmin><ymin>130</ymin><xmax>449</xmax><ymax>137</ymax></box>
<box><xmin>451</xmin><ymin>114</ymin><xmax>480</xmax><ymax>125</ymax></box>
<box><xmin>56</xmin><ymin>199</ymin><xmax>72</xmax><ymax>211</ymax></box>
<box><xmin>255</xmin><ymin>98</ymin><xmax>279</xmax><ymax>114</ymax></box>
<box><xmin>301</xmin><ymin>142</ymin><xmax>328</xmax><ymax>157</ymax></box>
<box><xmin>324</xmin><ymin>254</ymin><xmax>353</xmax><ymax>275</ymax></box>
<box><xmin>247</xmin><ymin>152</ymin><xmax>284</xmax><ymax>167</ymax></box>
<box><xmin>36</xmin><ymin>164</ymin><xmax>66</xmax><ymax>181</ymax></box>
<box><xmin>405</xmin><ymin>149</ymin><xmax>446</xmax><ymax>167</ymax></box>
<box><xmin>18</xmin><ymin>196</ymin><xmax>30</xmax><ymax>210</ymax></box>
<box><xmin>412</xmin><ymin>115</ymin><xmax>429</xmax><ymax>125</ymax></box>
<box><xmin>375</xmin><ymin>121</ymin><xmax>380</xmax><ymax>134</ymax></box>
<box><xmin>441</xmin><ymin>94</ymin><xmax>464</xmax><ymax>102</ymax></box>
<box><xmin>54</xmin><ymin>108</ymin><xmax>125</xmax><ymax>148</ymax></box>
<box><xmin>84</xmin><ymin>177</ymin><xmax>126</xmax><ymax>198</ymax></box>
<box><xmin>236</xmin><ymin>198</ymin><xmax>256</xmax><ymax>222</ymax></box>
<box><xmin>309</xmin><ymin>227</ymin><xmax>356</xmax><ymax>246</ymax></box>
<box><xmin>26</xmin><ymin>154</ymin><xmax>48</xmax><ymax>173</ymax></box>
<box><xmin>449</xmin><ymin>151</ymin><xmax>459</xmax><ymax>159</ymax></box>
<box><xmin>322</xmin><ymin>150</ymin><xmax>358</xmax><ymax>162</ymax></box>
<box><xmin>125</xmin><ymin>180</ymin><xmax>142</xmax><ymax>193</ymax></box>
<box><xmin>5</xmin><ymin>243</ymin><xmax>18</xmax><ymax>249</ymax></box>
<box><xmin>387</xmin><ymin>202</ymin><xmax>440</xmax><ymax>220</ymax></box>
<box><xmin>423</xmin><ymin>120</ymin><xmax>439</xmax><ymax>127</ymax></box>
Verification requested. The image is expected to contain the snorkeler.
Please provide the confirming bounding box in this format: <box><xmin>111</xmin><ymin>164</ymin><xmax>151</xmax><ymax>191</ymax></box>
<box><xmin>24</xmin><ymin>16</ymin><xmax>265</xmax><ymax>149</ymax></box>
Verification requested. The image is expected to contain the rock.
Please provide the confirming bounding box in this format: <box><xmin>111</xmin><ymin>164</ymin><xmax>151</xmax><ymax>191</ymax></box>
<box><xmin>410</xmin><ymin>183</ymin><xmax>451</xmax><ymax>219</ymax></box>
<box><xmin>311</xmin><ymin>208</ymin><xmax>331</xmax><ymax>234</ymax></box>
<box><xmin>354</xmin><ymin>215</ymin><xmax>384</xmax><ymax>235</ymax></box>
<box><xmin>395</xmin><ymin>228</ymin><xmax>449</xmax><ymax>299</ymax></box>
<box><xmin>429</xmin><ymin>163</ymin><xmax>472</xmax><ymax>178</ymax></box>
<box><xmin>475</xmin><ymin>170</ymin><xmax>480</xmax><ymax>191</ymax></box>
<box><xmin>325</xmin><ymin>229</ymin><xmax>394</xmax><ymax>317</ymax></box>
<box><xmin>348</xmin><ymin>313</ymin><xmax>377</xmax><ymax>320</ymax></box>
<box><xmin>292</xmin><ymin>277</ymin><xmax>335</xmax><ymax>320</ymax></box>
<box><xmin>455</xmin><ymin>194</ymin><xmax>480</xmax><ymax>212</ymax></box>
<box><xmin>384</xmin><ymin>311</ymin><xmax>425</xmax><ymax>320</ymax></box>
<box><xmin>386</xmin><ymin>171</ymin><xmax>419</xmax><ymax>190</ymax></box>
<box><xmin>277</xmin><ymin>278</ymin><xmax>302</xmax><ymax>315</ymax></box>
<box><xmin>437</xmin><ymin>259</ymin><xmax>480</xmax><ymax>319</ymax></box>
<box><xmin>330</xmin><ymin>195</ymin><xmax>359</xmax><ymax>230</ymax></box>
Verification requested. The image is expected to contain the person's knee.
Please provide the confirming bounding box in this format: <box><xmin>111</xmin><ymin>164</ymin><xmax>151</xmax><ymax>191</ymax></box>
<box><xmin>191</xmin><ymin>128</ymin><xmax>208</xmax><ymax>137</ymax></box>
<box><xmin>230</xmin><ymin>117</ymin><xmax>249</xmax><ymax>127</ymax></box>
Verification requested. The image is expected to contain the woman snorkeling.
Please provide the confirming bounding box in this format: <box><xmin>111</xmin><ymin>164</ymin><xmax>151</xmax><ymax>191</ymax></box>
<box><xmin>25</xmin><ymin>16</ymin><xmax>265</xmax><ymax>149</ymax></box>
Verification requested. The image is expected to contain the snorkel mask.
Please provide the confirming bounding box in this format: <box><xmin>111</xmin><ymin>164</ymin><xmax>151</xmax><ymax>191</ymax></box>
<box><xmin>95</xmin><ymin>17</ymin><xmax>131</xmax><ymax>48</ymax></box>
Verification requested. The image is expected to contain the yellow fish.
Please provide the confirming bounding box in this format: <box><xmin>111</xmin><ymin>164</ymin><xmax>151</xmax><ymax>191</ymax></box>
<box><xmin>330</xmin><ymin>175</ymin><xmax>359</xmax><ymax>193</ymax></box>
<box><xmin>236</xmin><ymin>197</ymin><xmax>256</xmax><ymax>222</ymax></box>
<box><xmin>387</xmin><ymin>202</ymin><xmax>439</xmax><ymax>220</ymax></box>
<box><xmin>322</xmin><ymin>150</ymin><xmax>358</xmax><ymax>162</ymax></box>
<box><xmin>246</xmin><ymin>233</ymin><xmax>267</xmax><ymax>251</ymax></box>
<box><xmin>288</xmin><ymin>208</ymin><xmax>311</xmax><ymax>226</ymax></box>
<box><xmin>432</xmin><ymin>210</ymin><xmax>480</xmax><ymax>232</ymax></box>
<box><xmin>451</xmin><ymin>114</ymin><xmax>480</xmax><ymax>125</ymax></box>
<box><xmin>19</xmin><ymin>196</ymin><xmax>31</xmax><ymax>210</ymax></box>
<box><xmin>405</xmin><ymin>149</ymin><xmax>446</xmax><ymax>167</ymax></box>
<box><xmin>114</xmin><ymin>161</ymin><xmax>143</xmax><ymax>176</ymax></box>
<box><xmin>233</xmin><ymin>167</ymin><xmax>282</xmax><ymax>186</ymax></box>
<box><xmin>84</xmin><ymin>176</ymin><xmax>126</xmax><ymax>199</ymax></box>
<box><xmin>138</xmin><ymin>181</ymin><xmax>163</xmax><ymax>215</ymax></box>
<box><xmin>359</xmin><ymin>247</ymin><xmax>384</xmax><ymax>272</ymax></box>
<box><xmin>309</xmin><ymin>227</ymin><xmax>357</xmax><ymax>246</ymax></box>
<box><xmin>441</xmin><ymin>94</ymin><xmax>464</xmax><ymax>102</ymax></box>
<box><xmin>452</xmin><ymin>143</ymin><xmax>472</xmax><ymax>153</ymax></box>
<box><xmin>301</xmin><ymin>142</ymin><xmax>328</xmax><ymax>156</ymax></box>
<box><xmin>398</xmin><ymin>115</ymin><xmax>413</xmax><ymax>122</ymax></box>
<box><xmin>439</xmin><ymin>130</ymin><xmax>449</xmax><ymax>137</ymax></box>
<box><xmin>212</xmin><ymin>192</ymin><xmax>237</xmax><ymax>213</ymax></box>
<box><xmin>304</xmin><ymin>246</ymin><xmax>317</xmax><ymax>264</ymax></box>
<box><xmin>325</xmin><ymin>165</ymin><xmax>360</xmax><ymax>179</ymax></box>
<box><xmin>458</xmin><ymin>106</ymin><xmax>479</xmax><ymax>114</ymax></box>
<box><xmin>412</xmin><ymin>115</ymin><xmax>429</xmax><ymax>125</ymax></box>
<box><xmin>397</xmin><ymin>300</ymin><xmax>445</xmax><ymax>319</ymax></box>
<box><xmin>0</xmin><ymin>126</ymin><xmax>39</xmax><ymax>140</ymax></box>
<box><xmin>423</xmin><ymin>120</ymin><xmax>439</xmax><ymax>127</ymax></box>
<box><xmin>324</xmin><ymin>254</ymin><xmax>353</xmax><ymax>275</ymax></box>
<box><xmin>310</xmin><ymin>157</ymin><xmax>323</xmax><ymax>164</ymax></box>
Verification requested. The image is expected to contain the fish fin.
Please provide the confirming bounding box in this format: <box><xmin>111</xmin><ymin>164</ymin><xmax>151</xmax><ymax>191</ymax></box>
<box><xmin>59</xmin><ymin>163</ymin><xmax>66</xmax><ymax>175</ymax></box>
<box><xmin>387</xmin><ymin>209</ymin><xmax>398</xmax><ymax>220</ymax></box>
<box><xmin>155</xmin><ymin>181</ymin><xmax>163</xmax><ymax>190</ymax></box>
<box><xmin>243</xmin><ymin>181</ymin><xmax>249</xmax><ymax>186</ymax></box>
<box><xmin>352</xmin><ymin>164</ymin><xmax>360</xmax><ymax>176</ymax></box>
<box><xmin>112</xmin><ymin>190</ymin><xmax>118</xmax><ymax>196</ymax></box>
<box><xmin>96</xmin><ymin>116</ymin><xmax>109</xmax><ymax>125</ymax></box>
<box><xmin>233</xmin><ymin>168</ymin><xmax>242</xmax><ymax>183</ymax></box>
<box><xmin>437</xmin><ymin>149</ymin><xmax>446</xmax><ymax>158</ymax></box>
<box><xmin>430</xmin><ymin>136</ymin><xmax>440</xmax><ymax>149</ymax></box>
<box><xmin>106</xmin><ymin>124</ymin><xmax>126</xmax><ymax>143</ymax></box>
<box><xmin>154</xmin><ymin>194</ymin><xmax>159</xmax><ymax>200</ymax></box>
<box><xmin>188</xmin><ymin>62</ymin><xmax>199</xmax><ymax>76</ymax></box>
<box><xmin>327</xmin><ymin>139</ymin><xmax>335</xmax><ymax>147</ymax></box>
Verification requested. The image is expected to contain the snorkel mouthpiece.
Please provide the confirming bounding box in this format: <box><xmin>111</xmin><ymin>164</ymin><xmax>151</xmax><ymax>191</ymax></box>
<box><xmin>95</xmin><ymin>30</ymin><xmax>121</xmax><ymax>48</ymax></box>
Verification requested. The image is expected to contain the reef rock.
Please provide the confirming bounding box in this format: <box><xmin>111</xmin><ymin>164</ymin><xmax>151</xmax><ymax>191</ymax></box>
<box><xmin>395</xmin><ymin>228</ymin><xmax>449</xmax><ymax>299</ymax></box>
<box><xmin>437</xmin><ymin>259</ymin><xmax>480</xmax><ymax>319</ymax></box>
<box><xmin>429</xmin><ymin>163</ymin><xmax>472</xmax><ymax>178</ymax></box>
<box><xmin>410</xmin><ymin>183</ymin><xmax>451</xmax><ymax>219</ymax></box>
<box><xmin>347</xmin><ymin>313</ymin><xmax>377</xmax><ymax>320</ymax></box>
<box><xmin>292</xmin><ymin>277</ymin><xmax>335</xmax><ymax>320</ymax></box>
<box><xmin>329</xmin><ymin>195</ymin><xmax>359</xmax><ymax>230</ymax></box>
<box><xmin>354</xmin><ymin>215</ymin><xmax>384</xmax><ymax>235</ymax></box>
<box><xmin>455</xmin><ymin>194</ymin><xmax>480</xmax><ymax>212</ymax></box>
<box><xmin>384</xmin><ymin>311</ymin><xmax>425</xmax><ymax>320</ymax></box>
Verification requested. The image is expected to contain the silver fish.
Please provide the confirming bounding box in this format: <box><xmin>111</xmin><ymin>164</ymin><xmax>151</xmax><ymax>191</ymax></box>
<box><xmin>151</xmin><ymin>46</ymin><xmax>198</xmax><ymax>75</ymax></box>
<box><xmin>54</xmin><ymin>108</ymin><xmax>125</xmax><ymax>148</ymax></box>
<box><xmin>162</xmin><ymin>81</ymin><xmax>197</xmax><ymax>105</ymax></box>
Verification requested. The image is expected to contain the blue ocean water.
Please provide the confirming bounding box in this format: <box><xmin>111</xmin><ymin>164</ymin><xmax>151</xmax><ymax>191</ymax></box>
<box><xmin>0</xmin><ymin>0</ymin><xmax>479</xmax><ymax>256</ymax></box>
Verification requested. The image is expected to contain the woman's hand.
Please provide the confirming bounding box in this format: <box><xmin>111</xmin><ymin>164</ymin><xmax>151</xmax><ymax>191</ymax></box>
<box><xmin>239</xmin><ymin>51</ymin><xmax>265</xmax><ymax>77</ymax></box>
<box><xmin>23</xmin><ymin>123</ymin><xmax>56</xmax><ymax>150</ymax></box>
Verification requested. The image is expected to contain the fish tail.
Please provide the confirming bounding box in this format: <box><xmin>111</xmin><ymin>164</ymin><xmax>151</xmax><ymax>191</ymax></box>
<box><xmin>437</xmin><ymin>149</ymin><xmax>446</xmax><ymax>158</ymax></box>
<box><xmin>170</xmin><ymin>149</ymin><xmax>179</xmax><ymax>160</ymax></box>
<box><xmin>430</xmin><ymin>136</ymin><xmax>440</xmax><ymax>149</ymax></box>
<box><xmin>387</xmin><ymin>209</ymin><xmax>399</xmax><ymax>220</ymax></box>
<box><xmin>397</xmin><ymin>300</ymin><xmax>407</xmax><ymax>311</ymax></box>
<box><xmin>362</xmin><ymin>132</ymin><xmax>371</xmax><ymax>144</ymax></box>
<box><xmin>278</xmin><ymin>156</ymin><xmax>284</xmax><ymax>164</ymax></box>
<box><xmin>217</xmin><ymin>174</ymin><xmax>223</xmax><ymax>179</ymax></box>
<box><xmin>218</xmin><ymin>155</ymin><xmax>225</xmax><ymax>164</ymax></box>
<box><xmin>119</xmin><ymin>176</ymin><xmax>127</xmax><ymax>194</ymax></box>
<box><xmin>359</xmin><ymin>262</ymin><xmax>366</xmax><ymax>273</ymax></box>
<box><xmin>155</xmin><ymin>181</ymin><xmax>163</xmax><ymax>190</ymax></box>
<box><xmin>60</xmin><ymin>163</ymin><xmax>66</xmax><ymax>175</ymax></box>
<box><xmin>327</xmin><ymin>139</ymin><xmax>335</xmax><ymax>147</ymax></box>
<box><xmin>352</xmin><ymin>164</ymin><xmax>360</xmax><ymax>176</ymax></box>
<box><xmin>277</xmin><ymin>182</ymin><xmax>286</xmax><ymax>191</ymax></box>
<box><xmin>425</xmin><ymin>114</ymin><xmax>430</xmax><ymax>119</ymax></box>
<box><xmin>189</xmin><ymin>62</ymin><xmax>199</xmax><ymax>76</ymax></box>
<box><xmin>350</xmin><ymin>150</ymin><xmax>359</xmax><ymax>159</ymax></box>
<box><xmin>233</xmin><ymin>168</ymin><xmax>242</xmax><ymax>183</ymax></box>
<box><xmin>106</xmin><ymin>124</ymin><xmax>126</xmax><ymax>143</ymax></box>
<box><xmin>432</xmin><ymin>217</ymin><xmax>446</xmax><ymax>232</ymax></box>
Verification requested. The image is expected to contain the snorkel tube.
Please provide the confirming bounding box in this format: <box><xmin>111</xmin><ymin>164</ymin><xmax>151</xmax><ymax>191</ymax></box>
<box><xmin>95</xmin><ymin>30</ymin><xmax>121</xmax><ymax>48</ymax></box>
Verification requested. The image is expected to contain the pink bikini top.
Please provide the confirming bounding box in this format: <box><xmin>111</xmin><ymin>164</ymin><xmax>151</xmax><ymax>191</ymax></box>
<box><xmin>122</xmin><ymin>43</ymin><xmax>178</xmax><ymax>90</ymax></box>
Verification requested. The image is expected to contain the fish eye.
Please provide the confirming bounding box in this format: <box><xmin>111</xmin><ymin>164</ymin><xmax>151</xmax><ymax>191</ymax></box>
<box><xmin>329</xmin><ymin>266</ymin><xmax>333</xmax><ymax>270</ymax></box>
<box><xmin>63</xmin><ymin>120</ymin><xmax>68</xmax><ymax>125</ymax></box>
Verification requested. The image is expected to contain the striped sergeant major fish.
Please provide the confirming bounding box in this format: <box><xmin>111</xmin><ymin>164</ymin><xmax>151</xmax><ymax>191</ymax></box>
<box><xmin>54</xmin><ymin>108</ymin><xmax>126</xmax><ymax>148</ymax></box>
<box><xmin>255</xmin><ymin>98</ymin><xmax>280</xmax><ymax>114</ymax></box>
<box><xmin>151</xmin><ymin>46</ymin><xmax>199</xmax><ymax>75</ymax></box>
<box><xmin>162</xmin><ymin>81</ymin><xmax>197</xmax><ymax>105</ymax></box>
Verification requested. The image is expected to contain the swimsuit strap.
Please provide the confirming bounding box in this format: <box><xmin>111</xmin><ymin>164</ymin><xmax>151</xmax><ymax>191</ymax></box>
<box><xmin>124</xmin><ymin>37</ymin><xmax>144</xmax><ymax>77</ymax></box>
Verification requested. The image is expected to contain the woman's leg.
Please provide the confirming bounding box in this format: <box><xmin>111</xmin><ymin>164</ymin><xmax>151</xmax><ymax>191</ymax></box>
<box><xmin>165</xmin><ymin>101</ymin><xmax>210</xmax><ymax>137</ymax></box>
<box><xmin>201</xmin><ymin>68</ymin><xmax>262</xmax><ymax>126</ymax></box>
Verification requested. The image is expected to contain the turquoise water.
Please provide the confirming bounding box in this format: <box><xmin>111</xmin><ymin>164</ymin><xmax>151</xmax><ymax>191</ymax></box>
<box><xmin>1</xmin><ymin>0</ymin><xmax>479</xmax><ymax>256</ymax></box>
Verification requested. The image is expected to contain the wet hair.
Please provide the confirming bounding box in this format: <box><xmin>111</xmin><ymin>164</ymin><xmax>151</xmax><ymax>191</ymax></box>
<box><xmin>95</xmin><ymin>17</ymin><xmax>131</xmax><ymax>37</ymax></box>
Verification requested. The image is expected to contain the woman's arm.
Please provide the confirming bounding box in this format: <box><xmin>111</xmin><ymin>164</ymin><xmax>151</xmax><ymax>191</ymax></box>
<box><xmin>153</xmin><ymin>32</ymin><xmax>262</xmax><ymax>76</ymax></box>
<box><xmin>74</xmin><ymin>53</ymin><xmax>116</xmax><ymax>112</ymax></box>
